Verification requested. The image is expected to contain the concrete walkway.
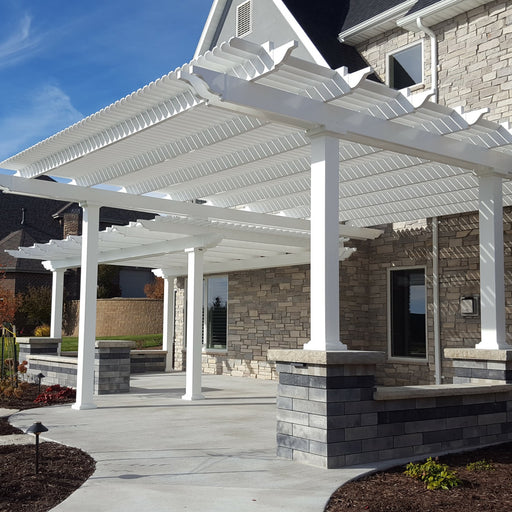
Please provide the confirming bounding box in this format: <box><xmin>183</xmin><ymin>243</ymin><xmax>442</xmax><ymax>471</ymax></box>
<box><xmin>8</xmin><ymin>373</ymin><xmax>376</xmax><ymax>512</ymax></box>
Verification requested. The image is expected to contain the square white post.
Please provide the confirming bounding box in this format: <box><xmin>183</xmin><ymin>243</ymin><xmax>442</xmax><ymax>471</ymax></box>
<box><xmin>50</xmin><ymin>268</ymin><xmax>65</xmax><ymax>354</ymax></box>
<box><xmin>182</xmin><ymin>248</ymin><xmax>205</xmax><ymax>400</ymax></box>
<box><xmin>161</xmin><ymin>272</ymin><xmax>176</xmax><ymax>372</ymax></box>
<box><xmin>73</xmin><ymin>203</ymin><xmax>100</xmax><ymax>410</ymax></box>
<box><xmin>476</xmin><ymin>174</ymin><xmax>510</xmax><ymax>349</ymax></box>
<box><xmin>304</xmin><ymin>134</ymin><xmax>347</xmax><ymax>351</ymax></box>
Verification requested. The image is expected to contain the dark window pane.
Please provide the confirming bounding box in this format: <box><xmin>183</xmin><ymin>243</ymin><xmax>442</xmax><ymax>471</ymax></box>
<box><xmin>390</xmin><ymin>269</ymin><xmax>426</xmax><ymax>358</ymax></box>
<box><xmin>389</xmin><ymin>45</ymin><xmax>422</xmax><ymax>89</ymax></box>
<box><xmin>206</xmin><ymin>277</ymin><xmax>228</xmax><ymax>349</ymax></box>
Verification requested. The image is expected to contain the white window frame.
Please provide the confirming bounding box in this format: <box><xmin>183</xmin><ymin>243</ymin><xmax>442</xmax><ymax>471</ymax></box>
<box><xmin>236</xmin><ymin>0</ymin><xmax>252</xmax><ymax>38</ymax></box>
<box><xmin>386</xmin><ymin>41</ymin><xmax>424</xmax><ymax>90</ymax></box>
<box><xmin>387</xmin><ymin>265</ymin><xmax>428</xmax><ymax>362</ymax></box>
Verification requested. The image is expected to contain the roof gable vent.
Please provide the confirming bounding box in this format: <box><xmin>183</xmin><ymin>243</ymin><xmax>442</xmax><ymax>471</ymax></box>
<box><xmin>236</xmin><ymin>1</ymin><xmax>252</xmax><ymax>38</ymax></box>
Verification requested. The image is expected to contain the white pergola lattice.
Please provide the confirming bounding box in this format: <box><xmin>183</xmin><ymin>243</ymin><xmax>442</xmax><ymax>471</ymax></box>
<box><xmin>2</xmin><ymin>38</ymin><xmax>511</xmax><ymax>408</ymax></box>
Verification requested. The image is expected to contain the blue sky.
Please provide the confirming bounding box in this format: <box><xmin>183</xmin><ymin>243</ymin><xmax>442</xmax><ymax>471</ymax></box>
<box><xmin>0</xmin><ymin>0</ymin><xmax>212</xmax><ymax>165</ymax></box>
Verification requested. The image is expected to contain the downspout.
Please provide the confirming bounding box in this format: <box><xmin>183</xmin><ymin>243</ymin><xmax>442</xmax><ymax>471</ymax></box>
<box><xmin>432</xmin><ymin>217</ymin><xmax>442</xmax><ymax>384</ymax></box>
<box><xmin>416</xmin><ymin>17</ymin><xmax>441</xmax><ymax>383</ymax></box>
<box><xmin>416</xmin><ymin>17</ymin><xmax>438</xmax><ymax>102</ymax></box>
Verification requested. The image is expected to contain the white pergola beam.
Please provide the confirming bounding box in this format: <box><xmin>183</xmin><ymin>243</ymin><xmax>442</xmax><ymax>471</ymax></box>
<box><xmin>45</xmin><ymin>233</ymin><xmax>222</xmax><ymax>270</ymax></box>
<box><xmin>185</xmin><ymin>66</ymin><xmax>512</xmax><ymax>175</ymax></box>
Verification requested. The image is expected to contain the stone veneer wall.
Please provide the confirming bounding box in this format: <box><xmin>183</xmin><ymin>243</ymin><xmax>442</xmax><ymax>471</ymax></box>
<box><xmin>66</xmin><ymin>298</ymin><xmax>163</xmax><ymax>337</ymax></box>
<box><xmin>356</xmin><ymin>0</ymin><xmax>512</xmax><ymax>125</ymax></box>
<box><xmin>271</xmin><ymin>349</ymin><xmax>512</xmax><ymax>469</ymax></box>
<box><xmin>172</xmin><ymin>207</ymin><xmax>512</xmax><ymax>385</ymax></box>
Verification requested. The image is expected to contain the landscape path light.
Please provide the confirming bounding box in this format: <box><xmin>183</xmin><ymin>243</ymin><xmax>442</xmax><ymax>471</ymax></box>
<box><xmin>26</xmin><ymin>421</ymin><xmax>48</xmax><ymax>474</ymax></box>
<box><xmin>36</xmin><ymin>372</ymin><xmax>45</xmax><ymax>392</ymax></box>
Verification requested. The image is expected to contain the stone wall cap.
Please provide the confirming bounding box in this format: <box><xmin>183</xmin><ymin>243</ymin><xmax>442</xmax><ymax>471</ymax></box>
<box><xmin>17</xmin><ymin>337</ymin><xmax>61</xmax><ymax>345</ymax></box>
<box><xmin>27</xmin><ymin>354</ymin><xmax>77</xmax><ymax>364</ymax></box>
<box><xmin>374</xmin><ymin>383</ymin><xmax>512</xmax><ymax>400</ymax></box>
<box><xmin>95</xmin><ymin>340</ymin><xmax>136</xmax><ymax>349</ymax></box>
<box><xmin>444</xmin><ymin>348</ymin><xmax>512</xmax><ymax>361</ymax></box>
<box><xmin>130</xmin><ymin>350</ymin><xmax>167</xmax><ymax>355</ymax></box>
<box><xmin>267</xmin><ymin>349</ymin><xmax>386</xmax><ymax>365</ymax></box>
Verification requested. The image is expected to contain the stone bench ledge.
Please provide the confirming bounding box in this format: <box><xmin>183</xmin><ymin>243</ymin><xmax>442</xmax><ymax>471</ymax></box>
<box><xmin>267</xmin><ymin>349</ymin><xmax>386</xmax><ymax>365</ymax></box>
<box><xmin>17</xmin><ymin>337</ymin><xmax>61</xmax><ymax>345</ymax></box>
<box><xmin>444</xmin><ymin>348</ymin><xmax>512</xmax><ymax>361</ymax></box>
<box><xmin>95</xmin><ymin>340</ymin><xmax>136</xmax><ymax>349</ymax></box>
<box><xmin>131</xmin><ymin>350</ymin><xmax>167</xmax><ymax>355</ymax></box>
<box><xmin>27</xmin><ymin>354</ymin><xmax>78</xmax><ymax>364</ymax></box>
<box><xmin>374</xmin><ymin>383</ymin><xmax>512</xmax><ymax>401</ymax></box>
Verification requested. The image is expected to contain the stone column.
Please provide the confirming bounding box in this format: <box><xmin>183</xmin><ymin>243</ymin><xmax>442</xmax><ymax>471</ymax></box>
<box><xmin>94</xmin><ymin>340</ymin><xmax>135</xmax><ymax>394</ymax></box>
<box><xmin>268</xmin><ymin>349</ymin><xmax>385</xmax><ymax>468</ymax></box>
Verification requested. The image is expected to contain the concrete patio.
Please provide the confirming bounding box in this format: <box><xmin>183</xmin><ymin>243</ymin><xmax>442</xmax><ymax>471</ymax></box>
<box><xmin>8</xmin><ymin>373</ymin><xmax>376</xmax><ymax>511</ymax></box>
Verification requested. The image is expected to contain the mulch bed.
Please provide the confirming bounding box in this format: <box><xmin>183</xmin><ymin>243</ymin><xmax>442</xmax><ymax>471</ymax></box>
<box><xmin>325</xmin><ymin>442</ymin><xmax>512</xmax><ymax>512</ymax></box>
<box><xmin>0</xmin><ymin>384</ymin><xmax>96</xmax><ymax>512</ymax></box>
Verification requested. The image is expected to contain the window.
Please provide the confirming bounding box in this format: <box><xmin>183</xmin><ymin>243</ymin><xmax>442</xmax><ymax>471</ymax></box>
<box><xmin>204</xmin><ymin>276</ymin><xmax>228</xmax><ymax>350</ymax></box>
<box><xmin>184</xmin><ymin>276</ymin><xmax>229</xmax><ymax>350</ymax></box>
<box><xmin>236</xmin><ymin>1</ymin><xmax>252</xmax><ymax>38</ymax></box>
<box><xmin>388</xmin><ymin>43</ymin><xmax>423</xmax><ymax>90</ymax></box>
<box><xmin>389</xmin><ymin>268</ymin><xmax>426</xmax><ymax>359</ymax></box>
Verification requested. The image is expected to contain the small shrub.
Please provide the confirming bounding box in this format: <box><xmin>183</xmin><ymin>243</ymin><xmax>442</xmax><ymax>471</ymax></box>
<box><xmin>34</xmin><ymin>324</ymin><xmax>51</xmax><ymax>337</ymax></box>
<box><xmin>404</xmin><ymin>457</ymin><xmax>462</xmax><ymax>490</ymax></box>
<box><xmin>34</xmin><ymin>384</ymin><xmax>76</xmax><ymax>404</ymax></box>
<box><xmin>466</xmin><ymin>459</ymin><xmax>495</xmax><ymax>471</ymax></box>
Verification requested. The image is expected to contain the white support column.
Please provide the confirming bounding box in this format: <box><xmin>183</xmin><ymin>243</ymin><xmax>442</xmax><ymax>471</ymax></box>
<box><xmin>476</xmin><ymin>174</ymin><xmax>510</xmax><ymax>349</ymax></box>
<box><xmin>72</xmin><ymin>203</ymin><xmax>100</xmax><ymax>410</ymax></box>
<box><xmin>156</xmin><ymin>270</ymin><xmax>176</xmax><ymax>372</ymax></box>
<box><xmin>50</xmin><ymin>268</ymin><xmax>65</xmax><ymax>354</ymax></box>
<box><xmin>182</xmin><ymin>248</ymin><xmax>205</xmax><ymax>400</ymax></box>
<box><xmin>304</xmin><ymin>134</ymin><xmax>347</xmax><ymax>351</ymax></box>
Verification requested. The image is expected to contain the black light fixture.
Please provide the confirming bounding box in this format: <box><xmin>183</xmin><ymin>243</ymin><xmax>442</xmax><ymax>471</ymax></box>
<box><xmin>36</xmin><ymin>372</ymin><xmax>45</xmax><ymax>392</ymax></box>
<box><xmin>26</xmin><ymin>421</ymin><xmax>49</xmax><ymax>474</ymax></box>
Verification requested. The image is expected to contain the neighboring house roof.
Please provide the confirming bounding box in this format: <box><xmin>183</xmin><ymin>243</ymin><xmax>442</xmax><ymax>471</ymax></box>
<box><xmin>0</xmin><ymin>229</ymin><xmax>48</xmax><ymax>272</ymax></box>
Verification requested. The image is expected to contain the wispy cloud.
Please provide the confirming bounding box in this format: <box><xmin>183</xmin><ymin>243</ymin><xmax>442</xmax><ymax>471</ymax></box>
<box><xmin>0</xmin><ymin>14</ymin><xmax>41</xmax><ymax>68</ymax></box>
<box><xmin>0</xmin><ymin>84</ymin><xmax>83</xmax><ymax>162</ymax></box>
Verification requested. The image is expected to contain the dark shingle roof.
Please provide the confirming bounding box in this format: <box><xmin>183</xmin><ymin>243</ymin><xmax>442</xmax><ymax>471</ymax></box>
<box><xmin>281</xmin><ymin>0</ymin><xmax>377</xmax><ymax>73</ymax></box>
<box><xmin>406</xmin><ymin>0</ymin><xmax>443</xmax><ymax>15</ymax></box>
<box><xmin>340</xmin><ymin>0</ymin><xmax>408</xmax><ymax>31</ymax></box>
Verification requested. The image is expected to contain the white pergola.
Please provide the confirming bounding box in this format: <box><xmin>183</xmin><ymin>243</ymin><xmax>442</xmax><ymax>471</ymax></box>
<box><xmin>2</xmin><ymin>38</ymin><xmax>512</xmax><ymax>408</ymax></box>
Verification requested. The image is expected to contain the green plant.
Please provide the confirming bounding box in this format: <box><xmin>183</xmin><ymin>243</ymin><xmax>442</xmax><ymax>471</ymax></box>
<box><xmin>17</xmin><ymin>285</ymin><xmax>52</xmax><ymax>327</ymax></box>
<box><xmin>404</xmin><ymin>457</ymin><xmax>462</xmax><ymax>490</ymax></box>
<box><xmin>466</xmin><ymin>459</ymin><xmax>495</xmax><ymax>471</ymax></box>
<box><xmin>34</xmin><ymin>324</ymin><xmax>51</xmax><ymax>337</ymax></box>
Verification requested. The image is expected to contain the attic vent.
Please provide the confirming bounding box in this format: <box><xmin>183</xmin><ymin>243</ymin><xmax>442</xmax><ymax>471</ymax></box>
<box><xmin>236</xmin><ymin>1</ymin><xmax>252</xmax><ymax>38</ymax></box>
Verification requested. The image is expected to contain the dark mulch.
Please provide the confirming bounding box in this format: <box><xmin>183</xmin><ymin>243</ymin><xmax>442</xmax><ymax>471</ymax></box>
<box><xmin>0</xmin><ymin>384</ymin><xmax>96</xmax><ymax>512</ymax></box>
<box><xmin>325</xmin><ymin>443</ymin><xmax>512</xmax><ymax>512</ymax></box>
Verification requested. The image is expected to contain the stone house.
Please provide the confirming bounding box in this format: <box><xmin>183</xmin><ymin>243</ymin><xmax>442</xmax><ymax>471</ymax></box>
<box><xmin>164</xmin><ymin>0</ymin><xmax>512</xmax><ymax>386</ymax></box>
